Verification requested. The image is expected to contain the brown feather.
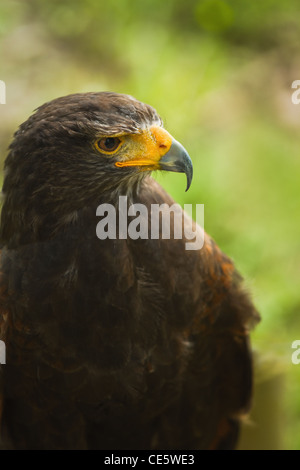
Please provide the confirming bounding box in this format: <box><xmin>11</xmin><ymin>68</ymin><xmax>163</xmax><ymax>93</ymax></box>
<box><xmin>0</xmin><ymin>92</ymin><xmax>259</xmax><ymax>449</ymax></box>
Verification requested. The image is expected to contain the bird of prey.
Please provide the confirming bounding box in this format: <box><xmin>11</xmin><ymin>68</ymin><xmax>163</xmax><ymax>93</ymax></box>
<box><xmin>0</xmin><ymin>92</ymin><xmax>260</xmax><ymax>450</ymax></box>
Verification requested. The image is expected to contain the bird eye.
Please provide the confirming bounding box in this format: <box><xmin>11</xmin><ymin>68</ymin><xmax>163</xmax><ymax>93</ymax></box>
<box><xmin>96</xmin><ymin>137</ymin><xmax>121</xmax><ymax>153</ymax></box>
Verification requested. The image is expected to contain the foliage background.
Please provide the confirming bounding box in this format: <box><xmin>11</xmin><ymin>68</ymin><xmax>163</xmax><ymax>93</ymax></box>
<box><xmin>1</xmin><ymin>0</ymin><xmax>300</xmax><ymax>449</ymax></box>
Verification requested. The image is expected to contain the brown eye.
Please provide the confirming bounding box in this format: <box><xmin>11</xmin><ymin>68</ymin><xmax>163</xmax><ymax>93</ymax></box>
<box><xmin>96</xmin><ymin>137</ymin><xmax>121</xmax><ymax>153</ymax></box>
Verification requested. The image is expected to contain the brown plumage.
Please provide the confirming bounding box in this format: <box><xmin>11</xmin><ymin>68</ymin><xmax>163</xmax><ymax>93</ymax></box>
<box><xmin>0</xmin><ymin>92</ymin><xmax>259</xmax><ymax>449</ymax></box>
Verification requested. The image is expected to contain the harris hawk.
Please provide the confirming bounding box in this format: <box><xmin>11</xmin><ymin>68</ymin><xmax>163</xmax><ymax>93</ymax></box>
<box><xmin>0</xmin><ymin>92</ymin><xmax>260</xmax><ymax>450</ymax></box>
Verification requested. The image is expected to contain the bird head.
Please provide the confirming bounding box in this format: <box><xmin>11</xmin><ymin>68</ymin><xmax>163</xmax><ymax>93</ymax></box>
<box><xmin>1</xmin><ymin>92</ymin><xmax>193</xmax><ymax>243</ymax></box>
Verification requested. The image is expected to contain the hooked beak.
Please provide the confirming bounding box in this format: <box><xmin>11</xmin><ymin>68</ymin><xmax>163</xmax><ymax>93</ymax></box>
<box><xmin>159</xmin><ymin>139</ymin><xmax>193</xmax><ymax>192</ymax></box>
<box><xmin>115</xmin><ymin>126</ymin><xmax>193</xmax><ymax>191</ymax></box>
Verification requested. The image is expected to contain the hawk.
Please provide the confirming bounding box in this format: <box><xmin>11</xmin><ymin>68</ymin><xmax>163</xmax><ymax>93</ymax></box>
<box><xmin>0</xmin><ymin>92</ymin><xmax>259</xmax><ymax>449</ymax></box>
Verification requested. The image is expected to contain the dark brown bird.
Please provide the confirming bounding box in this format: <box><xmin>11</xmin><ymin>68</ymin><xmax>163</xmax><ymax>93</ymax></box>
<box><xmin>0</xmin><ymin>92</ymin><xmax>259</xmax><ymax>450</ymax></box>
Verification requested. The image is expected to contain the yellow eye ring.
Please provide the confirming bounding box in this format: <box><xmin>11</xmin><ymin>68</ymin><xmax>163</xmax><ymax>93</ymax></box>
<box><xmin>95</xmin><ymin>137</ymin><xmax>122</xmax><ymax>154</ymax></box>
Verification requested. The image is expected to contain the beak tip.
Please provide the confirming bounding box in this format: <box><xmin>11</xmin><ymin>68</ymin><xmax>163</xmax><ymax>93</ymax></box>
<box><xmin>185</xmin><ymin>168</ymin><xmax>193</xmax><ymax>192</ymax></box>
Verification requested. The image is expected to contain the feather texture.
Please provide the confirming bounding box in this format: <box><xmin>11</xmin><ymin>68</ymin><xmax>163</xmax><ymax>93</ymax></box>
<box><xmin>0</xmin><ymin>92</ymin><xmax>259</xmax><ymax>449</ymax></box>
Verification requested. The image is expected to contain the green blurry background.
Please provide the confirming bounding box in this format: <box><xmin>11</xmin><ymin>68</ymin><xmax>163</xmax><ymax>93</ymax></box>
<box><xmin>1</xmin><ymin>0</ymin><xmax>300</xmax><ymax>450</ymax></box>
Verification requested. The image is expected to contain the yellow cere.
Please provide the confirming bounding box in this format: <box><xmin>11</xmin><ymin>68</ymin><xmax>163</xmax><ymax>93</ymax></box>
<box><xmin>115</xmin><ymin>126</ymin><xmax>173</xmax><ymax>168</ymax></box>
